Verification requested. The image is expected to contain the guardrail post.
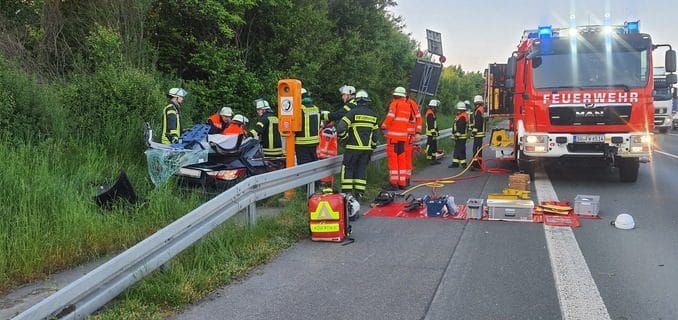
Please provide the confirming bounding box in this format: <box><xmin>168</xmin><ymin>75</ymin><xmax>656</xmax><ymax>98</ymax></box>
<box><xmin>307</xmin><ymin>182</ymin><xmax>315</xmax><ymax>198</ymax></box>
<box><xmin>247</xmin><ymin>203</ymin><xmax>257</xmax><ymax>227</ymax></box>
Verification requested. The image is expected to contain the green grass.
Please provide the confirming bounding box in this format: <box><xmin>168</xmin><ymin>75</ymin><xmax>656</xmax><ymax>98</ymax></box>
<box><xmin>0</xmin><ymin>140</ymin><xmax>202</xmax><ymax>292</ymax></box>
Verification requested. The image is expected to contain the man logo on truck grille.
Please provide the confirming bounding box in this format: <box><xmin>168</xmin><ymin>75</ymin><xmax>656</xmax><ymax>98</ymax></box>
<box><xmin>575</xmin><ymin>110</ymin><xmax>605</xmax><ymax>117</ymax></box>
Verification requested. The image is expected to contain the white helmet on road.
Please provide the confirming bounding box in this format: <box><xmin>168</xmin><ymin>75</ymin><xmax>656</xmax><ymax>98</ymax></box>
<box><xmin>473</xmin><ymin>95</ymin><xmax>484</xmax><ymax>104</ymax></box>
<box><xmin>456</xmin><ymin>101</ymin><xmax>467</xmax><ymax>111</ymax></box>
<box><xmin>393</xmin><ymin>86</ymin><xmax>407</xmax><ymax>97</ymax></box>
<box><xmin>612</xmin><ymin>213</ymin><xmax>635</xmax><ymax>230</ymax></box>
<box><xmin>219</xmin><ymin>107</ymin><xmax>233</xmax><ymax>116</ymax></box>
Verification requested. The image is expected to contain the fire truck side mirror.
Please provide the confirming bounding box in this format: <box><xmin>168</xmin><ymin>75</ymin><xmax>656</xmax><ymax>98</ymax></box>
<box><xmin>665</xmin><ymin>49</ymin><xmax>676</xmax><ymax>73</ymax></box>
<box><xmin>507</xmin><ymin>56</ymin><xmax>517</xmax><ymax>78</ymax></box>
<box><xmin>277</xmin><ymin>79</ymin><xmax>302</xmax><ymax>132</ymax></box>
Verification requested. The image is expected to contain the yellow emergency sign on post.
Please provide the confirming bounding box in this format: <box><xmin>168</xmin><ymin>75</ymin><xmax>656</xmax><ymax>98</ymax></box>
<box><xmin>310</xmin><ymin>201</ymin><xmax>341</xmax><ymax>220</ymax></box>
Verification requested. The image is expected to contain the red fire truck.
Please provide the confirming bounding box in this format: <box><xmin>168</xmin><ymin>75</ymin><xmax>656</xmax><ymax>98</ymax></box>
<box><xmin>487</xmin><ymin>21</ymin><xmax>676</xmax><ymax>182</ymax></box>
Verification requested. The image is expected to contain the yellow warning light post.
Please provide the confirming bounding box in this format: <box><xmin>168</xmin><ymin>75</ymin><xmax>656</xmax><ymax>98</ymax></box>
<box><xmin>277</xmin><ymin>79</ymin><xmax>303</xmax><ymax>199</ymax></box>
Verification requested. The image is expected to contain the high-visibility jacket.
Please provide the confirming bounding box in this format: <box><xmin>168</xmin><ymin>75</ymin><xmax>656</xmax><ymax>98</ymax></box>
<box><xmin>162</xmin><ymin>101</ymin><xmax>181</xmax><ymax>144</ymax></box>
<box><xmin>336</xmin><ymin>101</ymin><xmax>379</xmax><ymax>151</ymax></box>
<box><xmin>325</xmin><ymin>98</ymin><xmax>357</xmax><ymax>122</ymax></box>
<box><xmin>223</xmin><ymin>123</ymin><xmax>248</xmax><ymax>136</ymax></box>
<box><xmin>207</xmin><ymin>113</ymin><xmax>229</xmax><ymax>134</ymax></box>
<box><xmin>381</xmin><ymin>97</ymin><xmax>420</xmax><ymax>142</ymax></box>
<box><xmin>425</xmin><ymin>108</ymin><xmax>438</xmax><ymax>136</ymax></box>
<box><xmin>251</xmin><ymin>111</ymin><xmax>283</xmax><ymax>156</ymax></box>
<box><xmin>470</xmin><ymin>105</ymin><xmax>486</xmax><ymax>137</ymax></box>
<box><xmin>295</xmin><ymin>103</ymin><xmax>320</xmax><ymax>145</ymax></box>
<box><xmin>317</xmin><ymin>126</ymin><xmax>338</xmax><ymax>158</ymax></box>
<box><xmin>453</xmin><ymin>112</ymin><xmax>469</xmax><ymax>140</ymax></box>
<box><xmin>407</xmin><ymin>98</ymin><xmax>422</xmax><ymax>137</ymax></box>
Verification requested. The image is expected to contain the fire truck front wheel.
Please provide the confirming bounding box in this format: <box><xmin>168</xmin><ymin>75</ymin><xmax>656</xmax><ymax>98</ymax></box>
<box><xmin>618</xmin><ymin>157</ymin><xmax>639</xmax><ymax>183</ymax></box>
<box><xmin>517</xmin><ymin>151</ymin><xmax>535</xmax><ymax>181</ymax></box>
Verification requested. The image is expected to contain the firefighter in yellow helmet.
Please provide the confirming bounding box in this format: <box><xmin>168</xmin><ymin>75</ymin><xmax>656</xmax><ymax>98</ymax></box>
<box><xmin>162</xmin><ymin>87</ymin><xmax>187</xmax><ymax>144</ymax></box>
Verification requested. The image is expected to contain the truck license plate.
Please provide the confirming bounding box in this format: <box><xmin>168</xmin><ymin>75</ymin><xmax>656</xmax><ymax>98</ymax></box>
<box><xmin>574</xmin><ymin>135</ymin><xmax>604</xmax><ymax>143</ymax></box>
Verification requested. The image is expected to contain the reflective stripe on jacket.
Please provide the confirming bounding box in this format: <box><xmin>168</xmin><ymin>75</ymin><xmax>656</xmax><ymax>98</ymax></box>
<box><xmin>382</xmin><ymin>97</ymin><xmax>418</xmax><ymax>142</ymax></box>
<box><xmin>295</xmin><ymin>104</ymin><xmax>320</xmax><ymax>145</ymax></box>
<box><xmin>336</xmin><ymin>102</ymin><xmax>379</xmax><ymax>151</ymax></box>
<box><xmin>162</xmin><ymin>102</ymin><xmax>180</xmax><ymax>144</ymax></box>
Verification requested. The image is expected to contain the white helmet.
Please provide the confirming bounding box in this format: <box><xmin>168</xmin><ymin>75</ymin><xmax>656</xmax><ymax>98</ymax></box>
<box><xmin>393</xmin><ymin>86</ymin><xmax>407</xmax><ymax>97</ymax></box>
<box><xmin>255</xmin><ymin>99</ymin><xmax>271</xmax><ymax>110</ymax></box>
<box><xmin>232</xmin><ymin>114</ymin><xmax>246</xmax><ymax>124</ymax></box>
<box><xmin>612</xmin><ymin>213</ymin><xmax>635</xmax><ymax>230</ymax></box>
<box><xmin>301</xmin><ymin>88</ymin><xmax>308</xmax><ymax>95</ymax></box>
<box><xmin>455</xmin><ymin>101</ymin><xmax>467</xmax><ymax>111</ymax></box>
<box><xmin>169</xmin><ymin>88</ymin><xmax>187</xmax><ymax>98</ymax></box>
<box><xmin>428</xmin><ymin>99</ymin><xmax>440</xmax><ymax>107</ymax></box>
<box><xmin>473</xmin><ymin>95</ymin><xmax>484</xmax><ymax>104</ymax></box>
<box><xmin>219</xmin><ymin>107</ymin><xmax>233</xmax><ymax>116</ymax></box>
<box><xmin>355</xmin><ymin>89</ymin><xmax>370</xmax><ymax>101</ymax></box>
<box><xmin>339</xmin><ymin>85</ymin><xmax>356</xmax><ymax>95</ymax></box>
<box><xmin>243</xmin><ymin>116</ymin><xmax>249</xmax><ymax>125</ymax></box>
<box><xmin>464</xmin><ymin>100</ymin><xmax>470</xmax><ymax>107</ymax></box>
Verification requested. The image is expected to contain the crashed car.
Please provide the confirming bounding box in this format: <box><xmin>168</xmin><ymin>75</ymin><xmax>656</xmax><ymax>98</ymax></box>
<box><xmin>144</xmin><ymin>123</ymin><xmax>284</xmax><ymax>190</ymax></box>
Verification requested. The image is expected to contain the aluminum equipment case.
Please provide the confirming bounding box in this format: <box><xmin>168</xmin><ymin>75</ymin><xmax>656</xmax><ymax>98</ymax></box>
<box><xmin>487</xmin><ymin>199</ymin><xmax>534</xmax><ymax>222</ymax></box>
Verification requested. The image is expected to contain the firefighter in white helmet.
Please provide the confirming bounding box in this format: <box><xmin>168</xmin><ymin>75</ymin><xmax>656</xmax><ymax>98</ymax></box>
<box><xmin>336</xmin><ymin>89</ymin><xmax>379</xmax><ymax>205</ymax></box>
<box><xmin>207</xmin><ymin>106</ymin><xmax>233</xmax><ymax>134</ymax></box>
<box><xmin>469</xmin><ymin>95</ymin><xmax>486</xmax><ymax>170</ymax></box>
<box><xmin>425</xmin><ymin>99</ymin><xmax>441</xmax><ymax>165</ymax></box>
<box><xmin>381</xmin><ymin>86</ymin><xmax>421</xmax><ymax>190</ymax></box>
<box><xmin>162</xmin><ymin>87</ymin><xmax>188</xmax><ymax>144</ymax></box>
<box><xmin>250</xmin><ymin>99</ymin><xmax>283</xmax><ymax>157</ymax></box>
<box><xmin>322</xmin><ymin>85</ymin><xmax>357</xmax><ymax>122</ymax></box>
<box><xmin>449</xmin><ymin>101</ymin><xmax>469</xmax><ymax>168</ymax></box>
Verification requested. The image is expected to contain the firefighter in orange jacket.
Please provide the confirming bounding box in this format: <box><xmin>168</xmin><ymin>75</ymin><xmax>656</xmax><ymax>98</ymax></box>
<box><xmin>381</xmin><ymin>86</ymin><xmax>421</xmax><ymax>190</ymax></box>
<box><xmin>425</xmin><ymin>99</ymin><xmax>441</xmax><ymax>165</ymax></box>
<box><xmin>207</xmin><ymin>106</ymin><xmax>233</xmax><ymax>134</ymax></box>
<box><xmin>449</xmin><ymin>102</ymin><xmax>469</xmax><ymax>168</ymax></box>
<box><xmin>470</xmin><ymin>95</ymin><xmax>486</xmax><ymax>170</ymax></box>
<box><xmin>223</xmin><ymin>114</ymin><xmax>249</xmax><ymax>137</ymax></box>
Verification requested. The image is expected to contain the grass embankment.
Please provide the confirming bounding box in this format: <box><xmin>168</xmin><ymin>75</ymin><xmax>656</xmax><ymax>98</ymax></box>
<box><xmin>0</xmin><ymin>141</ymin><xmax>202</xmax><ymax>292</ymax></box>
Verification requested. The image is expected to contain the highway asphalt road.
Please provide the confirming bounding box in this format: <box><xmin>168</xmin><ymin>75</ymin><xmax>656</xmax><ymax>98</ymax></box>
<box><xmin>173</xmin><ymin>132</ymin><xmax>678</xmax><ymax>320</ymax></box>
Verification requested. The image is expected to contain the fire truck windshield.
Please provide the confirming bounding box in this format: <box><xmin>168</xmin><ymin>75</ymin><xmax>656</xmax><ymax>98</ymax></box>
<box><xmin>532</xmin><ymin>50</ymin><xmax>649</xmax><ymax>90</ymax></box>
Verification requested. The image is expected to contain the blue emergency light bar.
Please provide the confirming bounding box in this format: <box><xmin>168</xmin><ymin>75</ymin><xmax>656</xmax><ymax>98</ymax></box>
<box><xmin>538</xmin><ymin>25</ymin><xmax>553</xmax><ymax>38</ymax></box>
<box><xmin>624</xmin><ymin>21</ymin><xmax>639</xmax><ymax>33</ymax></box>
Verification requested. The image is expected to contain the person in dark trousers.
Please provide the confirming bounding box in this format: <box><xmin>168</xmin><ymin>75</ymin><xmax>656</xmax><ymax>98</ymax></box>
<box><xmin>425</xmin><ymin>99</ymin><xmax>441</xmax><ymax>165</ymax></box>
<box><xmin>295</xmin><ymin>88</ymin><xmax>320</xmax><ymax>164</ymax></box>
<box><xmin>470</xmin><ymin>95</ymin><xmax>486</xmax><ymax>170</ymax></box>
<box><xmin>336</xmin><ymin>90</ymin><xmax>379</xmax><ymax>202</ymax></box>
<box><xmin>207</xmin><ymin>106</ymin><xmax>233</xmax><ymax>134</ymax></box>
<box><xmin>322</xmin><ymin>85</ymin><xmax>356</xmax><ymax>123</ymax></box>
<box><xmin>251</xmin><ymin>99</ymin><xmax>283</xmax><ymax>157</ymax></box>
<box><xmin>449</xmin><ymin>101</ymin><xmax>469</xmax><ymax>168</ymax></box>
<box><xmin>162</xmin><ymin>87</ymin><xmax>187</xmax><ymax>144</ymax></box>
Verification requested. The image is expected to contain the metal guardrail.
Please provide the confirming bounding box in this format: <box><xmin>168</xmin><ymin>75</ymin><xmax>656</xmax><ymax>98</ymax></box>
<box><xmin>15</xmin><ymin>129</ymin><xmax>452</xmax><ymax>320</ymax></box>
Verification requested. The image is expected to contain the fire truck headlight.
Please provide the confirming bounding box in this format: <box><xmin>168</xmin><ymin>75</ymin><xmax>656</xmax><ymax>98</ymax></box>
<box><xmin>525</xmin><ymin>135</ymin><xmax>546</xmax><ymax>144</ymax></box>
<box><xmin>631</xmin><ymin>134</ymin><xmax>652</xmax><ymax>144</ymax></box>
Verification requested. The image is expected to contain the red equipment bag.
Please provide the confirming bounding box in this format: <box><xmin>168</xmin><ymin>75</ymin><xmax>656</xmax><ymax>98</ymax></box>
<box><xmin>308</xmin><ymin>191</ymin><xmax>350</xmax><ymax>242</ymax></box>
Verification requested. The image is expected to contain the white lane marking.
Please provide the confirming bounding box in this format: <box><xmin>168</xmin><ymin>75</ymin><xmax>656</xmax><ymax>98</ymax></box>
<box><xmin>668</xmin><ymin>133</ymin><xmax>678</xmax><ymax>137</ymax></box>
<box><xmin>654</xmin><ymin>149</ymin><xmax>678</xmax><ymax>160</ymax></box>
<box><xmin>534</xmin><ymin>167</ymin><xmax>611</xmax><ymax>320</ymax></box>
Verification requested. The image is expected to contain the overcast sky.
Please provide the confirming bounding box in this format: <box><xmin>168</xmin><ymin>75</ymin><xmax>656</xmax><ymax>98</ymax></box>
<box><xmin>391</xmin><ymin>0</ymin><xmax>678</xmax><ymax>73</ymax></box>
